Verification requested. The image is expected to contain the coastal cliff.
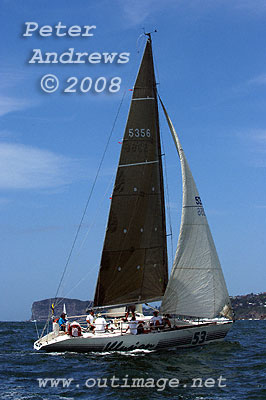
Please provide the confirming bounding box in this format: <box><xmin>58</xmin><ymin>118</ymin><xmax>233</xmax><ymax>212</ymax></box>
<box><xmin>31</xmin><ymin>298</ymin><xmax>92</xmax><ymax>321</ymax></box>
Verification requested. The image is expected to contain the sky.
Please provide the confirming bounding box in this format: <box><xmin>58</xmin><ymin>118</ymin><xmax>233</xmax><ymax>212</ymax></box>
<box><xmin>0</xmin><ymin>0</ymin><xmax>266</xmax><ymax>321</ymax></box>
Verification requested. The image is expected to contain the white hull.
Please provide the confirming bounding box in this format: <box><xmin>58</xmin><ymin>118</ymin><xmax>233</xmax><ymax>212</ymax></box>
<box><xmin>34</xmin><ymin>320</ymin><xmax>233</xmax><ymax>353</ymax></box>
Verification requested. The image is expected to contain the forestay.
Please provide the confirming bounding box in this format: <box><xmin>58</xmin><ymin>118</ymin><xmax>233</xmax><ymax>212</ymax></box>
<box><xmin>94</xmin><ymin>39</ymin><xmax>168</xmax><ymax>308</ymax></box>
<box><xmin>160</xmin><ymin>99</ymin><xmax>232</xmax><ymax>319</ymax></box>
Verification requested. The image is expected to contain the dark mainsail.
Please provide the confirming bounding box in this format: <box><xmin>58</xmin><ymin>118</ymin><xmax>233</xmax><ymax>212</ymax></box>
<box><xmin>94</xmin><ymin>38</ymin><xmax>168</xmax><ymax>307</ymax></box>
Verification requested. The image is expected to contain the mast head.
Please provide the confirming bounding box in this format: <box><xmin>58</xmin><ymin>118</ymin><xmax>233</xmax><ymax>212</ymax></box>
<box><xmin>144</xmin><ymin>29</ymin><xmax>157</xmax><ymax>42</ymax></box>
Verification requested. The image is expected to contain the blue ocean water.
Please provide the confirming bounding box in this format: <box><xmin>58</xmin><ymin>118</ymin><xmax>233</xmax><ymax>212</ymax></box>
<box><xmin>0</xmin><ymin>320</ymin><xmax>265</xmax><ymax>400</ymax></box>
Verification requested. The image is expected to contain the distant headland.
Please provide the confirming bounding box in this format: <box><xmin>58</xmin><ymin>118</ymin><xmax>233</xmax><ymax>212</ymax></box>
<box><xmin>230</xmin><ymin>292</ymin><xmax>266</xmax><ymax>320</ymax></box>
<box><xmin>31</xmin><ymin>292</ymin><xmax>266</xmax><ymax>321</ymax></box>
<box><xmin>31</xmin><ymin>298</ymin><xmax>93</xmax><ymax>321</ymax></box>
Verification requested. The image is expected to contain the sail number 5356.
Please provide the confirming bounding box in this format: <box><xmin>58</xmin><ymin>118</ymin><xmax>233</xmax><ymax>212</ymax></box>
<box><xmin>128</xmin><ymin>128</ymin><xmax>151</xmax><ymax>138</ymax></box>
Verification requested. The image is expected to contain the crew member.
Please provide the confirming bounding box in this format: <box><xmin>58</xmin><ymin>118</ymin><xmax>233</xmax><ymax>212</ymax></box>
<box><xmin>58</xmin><ymin>313</ymin><xmax>67</xmax><ymax>331</ymax></box>
<box><xmin>93</xmin><ymin>314</ymin><xmax>108</xmax><ymax>334</ymax></box>
<box><xmin>125</xmin><ymin>304</ymin><xmax>136</xmax><ymax>320</ymax></box>
<box><xmin>86</xmin><ymin>310</ymin><xmax>95</xmax><ymax>331</ymax></box>
<box><xmin>162</xmin><ymin>314</ymin><xmax>171</xmax><ymax>328</ymax></box>
<box><xmin>150</xmin><ymin>311</ymin><xmax>163</xmax><ymax>329</ymax></box>
<box><xmin>125</xmin><ymin>316</ymin><xmax>138</xmax><ymax>335</ymax></box>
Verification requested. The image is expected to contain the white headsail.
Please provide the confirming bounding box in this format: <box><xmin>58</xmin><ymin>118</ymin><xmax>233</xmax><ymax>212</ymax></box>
<box><xmin>160</xmin><ymin>99</ymin><xmax>232</xmax><ymax>319</ymax></box>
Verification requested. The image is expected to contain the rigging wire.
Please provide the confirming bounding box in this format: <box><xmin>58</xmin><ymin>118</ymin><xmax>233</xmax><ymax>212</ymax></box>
<box><xmin>34</xmin><ymin>320</ymin><xmax>40</xmax><ymax>339</ymax></box>
<box><xmin>39</xmin><ymin>45</ymin><xmax>144</xmax><ymax>339</ymax></box>
<box><xmin>39</xmin><ymin>90</ymin><xmax>127</xmax><ymax>339</ymax></box>
<box><xmin>51</xmin><ymin>265</ymin><xmax>98</xmax><ymax>310</ymax></box>
<box><xmin>136</xmin><ymin>33</ymin><xmax>146</xmax><ymax>53</ymax></box>
<box><xmin>76</xmin><ymin>171</ymin><xmax>116</xmax><ymax>256</ymax></box>
<box><xmin>39</xmin><ymin>268</ymin><xmax>97</xmax><ymax>338</ymax></box>
<box><xmin>53</xmin><ymin>89</ymin><xmax>127</xmax><ymax>306</ymax></box>
<box><xmin>59</xmin><ymin>172</ymin><xmax>116</xmax><ymax>288</ymax></box>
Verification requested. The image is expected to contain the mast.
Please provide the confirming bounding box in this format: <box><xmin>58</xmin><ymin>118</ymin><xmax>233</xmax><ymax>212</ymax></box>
<box><xmin>93</xmin><ymin>37</ymin><xmax>168</xmax><ymax>308</ymax></box>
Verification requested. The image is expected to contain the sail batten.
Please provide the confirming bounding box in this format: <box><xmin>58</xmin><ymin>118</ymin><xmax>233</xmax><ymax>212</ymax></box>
<box><xmin>119</xmin><ymin>160</ymin><xmax>159</xmax><ymax>168</ymax></box>
<box><xmin>93</xmin><ymin>39</ymin><xmax>168</xmax><ymax>308</ymax></box>
<box><xmin>160</xmin><ymin>99</ymin><xmax>232</xmax><ymax>319</ymax></box>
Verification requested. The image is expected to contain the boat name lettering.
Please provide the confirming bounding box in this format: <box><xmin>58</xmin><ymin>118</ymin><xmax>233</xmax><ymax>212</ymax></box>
<box><xmin>191</xmin><ymin>331</ymin><xmax>207</xmax><ymax>345</ymax></box>
<box><xmin>128</xmin><ymin>128</ymin><xmax>151</xmax><ymax>138</ymax></box>
<box><xmin>104</xmin><ymin>341</ymin><xmax>156</xmax><ymax>351</ymax></box>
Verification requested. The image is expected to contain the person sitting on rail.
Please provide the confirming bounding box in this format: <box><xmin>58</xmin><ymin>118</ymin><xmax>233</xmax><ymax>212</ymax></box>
<box><xmin>58</xmin><ymin>313</ymin><xmax>67</xmax><ymax>332</ymax></box>
<box><xmin>93</xmin><ymin>314</ymin><xmax>108</xmax><ymax>334</ymax></box>
<box><xmin>137</xmin><ymin>320</ymin><xmax>144</xmax><ymax>334</ymax></box>
<box><xmin>150</xmin><ymin>311</ymin><xmax>163</xmax><ymax>330</ymax></box>
<box><xmin>86</xmin><ymin>310</ymin><xmax>95</xmax><ymax>331</ymax></box>
<box><xmin>125</xmin><ymin>316</ymin><xmax>138</xmax><ymax>335</ymax></box>
<box><xmin>162</xmin><ymin>314</ymin><xmax>171</xmax><ymax>329</ymax></box>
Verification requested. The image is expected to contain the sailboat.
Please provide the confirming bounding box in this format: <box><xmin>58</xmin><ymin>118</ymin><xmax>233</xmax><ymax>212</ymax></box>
<box><xmin>34</xmin><ymin>35</ymin><xmax>233</xmax><ymax>353</ymax></box>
